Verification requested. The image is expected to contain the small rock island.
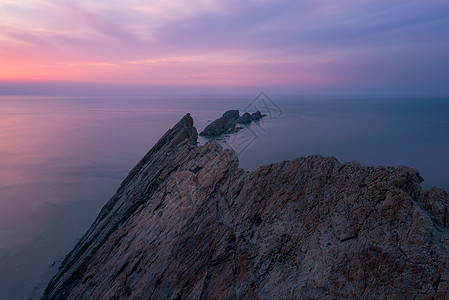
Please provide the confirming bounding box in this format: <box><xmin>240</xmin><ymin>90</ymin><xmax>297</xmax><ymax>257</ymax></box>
<box><xmin>199</xmin><ymin>110</ymin><xmax>266</xmax><ymax>137</ymax></box>
<box><xmin>43</xmin><ymin>114</ymin><xmax>449</xmax><ymax>299</ymax></box>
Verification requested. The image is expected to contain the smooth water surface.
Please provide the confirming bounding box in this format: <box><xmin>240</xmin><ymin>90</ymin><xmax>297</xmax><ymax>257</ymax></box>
<box><xmin>0</xmin><ymin>95</ymin><xmax>448</xmax><ymax>299</ymax></box>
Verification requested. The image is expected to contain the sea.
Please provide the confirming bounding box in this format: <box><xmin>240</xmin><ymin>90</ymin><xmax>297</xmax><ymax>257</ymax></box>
<box><xmin>1</xmin><ymin>95</ymin><xmax>449</xmax><ymax>299</ymax></box>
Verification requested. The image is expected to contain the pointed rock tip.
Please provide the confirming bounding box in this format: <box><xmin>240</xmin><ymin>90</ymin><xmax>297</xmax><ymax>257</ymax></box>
<box><xmin>172</xmin><ymin>113</ymin><xmax>197</xmax><ymax>144</ymax></box>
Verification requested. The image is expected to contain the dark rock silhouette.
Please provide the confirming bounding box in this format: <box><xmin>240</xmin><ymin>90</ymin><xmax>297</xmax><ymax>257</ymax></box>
<box><xmin>199</xmin><ymin>110</ymin><xmax>239</xmax><ymax>137</ymax></box>
<box><xmin>43</xmin><ymin>114</ymin><xmax>449</xmax><ymax>299</ymax></box>
<box><xmin>236</xmin><ymin>112</ymin><xmax>252</xmax><ymax>124</ymax></box>
<box><xmin>199</xmin><ymin>110</ymin><xmax>265</xmax><ymax>137</ymax></box>
<box><xmin>250</xmin><ymin>111</ymin><xmax>263</xmax><ymax>121</ymax></box>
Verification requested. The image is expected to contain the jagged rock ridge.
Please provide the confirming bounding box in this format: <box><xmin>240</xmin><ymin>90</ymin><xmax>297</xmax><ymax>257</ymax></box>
<box><xmin>43</xmin><ymin>114</ymin><xmax>449</xmax><ymax>299</ymax></box>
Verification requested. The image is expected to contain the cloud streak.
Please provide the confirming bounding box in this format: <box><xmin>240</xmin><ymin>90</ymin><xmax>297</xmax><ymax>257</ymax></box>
<box><xmin>0</xmin><ymin>0</ymin><xmax>448</xmax><ymax>94</ymax></box>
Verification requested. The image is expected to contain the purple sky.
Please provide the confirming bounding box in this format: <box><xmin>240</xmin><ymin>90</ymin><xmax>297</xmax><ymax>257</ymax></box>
<box><xmin>0</xmin><ymin>0</ymin><xmax>448</xmax><ymax>95</ymax></box>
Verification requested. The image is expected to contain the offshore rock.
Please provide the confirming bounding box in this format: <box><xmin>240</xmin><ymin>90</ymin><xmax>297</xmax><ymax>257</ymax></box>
<box><xmin>199</xmin><ymin>110</ymin><xmax>266</xmax><ymax>137</ymax></box>
<box><xmin>250</xmin><ymin>111</ymin><xmax>264</xmax><ymax>121</ymax></box>
<box><xmin>199</xmin><ymin>110</ymin><xmax>239</xmax><ymax>137</ymax></box>
<box><xmin>43</xmin><ymin>114</ymin><xmax>449</xmax><ymax>299</ymax></box>
<box><xmin>236</xmin><ymin>112</ymin><xmax>252</xmax><ymax>124</ymax></box>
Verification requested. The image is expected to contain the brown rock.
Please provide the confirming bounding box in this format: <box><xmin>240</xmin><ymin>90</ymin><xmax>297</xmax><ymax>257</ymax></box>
<box><xmin>43</xmin><ymin>114</ymin><xmax>449</xmax><ymax>299</ymax></box>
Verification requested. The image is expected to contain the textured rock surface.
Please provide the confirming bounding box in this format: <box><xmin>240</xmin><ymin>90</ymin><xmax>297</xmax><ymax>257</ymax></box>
<box><xmin>199</xmin><ymin>110</ymin><xmax>265</xmax><ymax>137</ymax></box>
<box><xmin>43</xmin><ymin>114</ymin><xmax>449</xmax><ymax>299</ymax></box>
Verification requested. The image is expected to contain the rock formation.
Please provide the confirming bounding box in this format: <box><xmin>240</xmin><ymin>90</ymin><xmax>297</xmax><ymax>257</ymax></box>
<box><xmin>43</xmin><ymin>114</ymin><xmax>449</xmax><ymax>299</ymax></box>
<box><xmin>249</xmin><ymin>111</ymin><xmax>264</xmax><ymax>121</ymax></box>
<box><xmin>236</xmin><ymin>112</ymin><xmax>252</xmax><ymax>124</ymax></box>
<box><xmin>199</xmin><ymin>110</ymin><xmax>265</xmax><ymax>137</ymax></box>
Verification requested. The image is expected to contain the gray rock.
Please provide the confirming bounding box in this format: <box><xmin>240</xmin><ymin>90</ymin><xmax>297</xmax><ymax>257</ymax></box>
<box><xmin>43</xmin><ymin>114</ymin><xmax>449</xmax><ymax>300</ymax></box>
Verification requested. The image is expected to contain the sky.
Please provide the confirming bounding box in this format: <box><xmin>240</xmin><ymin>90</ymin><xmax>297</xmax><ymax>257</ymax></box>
<box><xmin>0</xmin><ymin>0</ymin><xmax>448</xmax><ymax>95</ymax></box>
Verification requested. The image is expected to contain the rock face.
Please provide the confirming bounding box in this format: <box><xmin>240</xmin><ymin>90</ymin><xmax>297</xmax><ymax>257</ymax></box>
<box><xmin>199</xmin><ymin>110</ymin><xmax>265</xmax><ymax>137</ymax></box>
<box><xmin>43</xmin><ymin>114</ymin><xmax>449</xmax><ymax>299</ymax></box>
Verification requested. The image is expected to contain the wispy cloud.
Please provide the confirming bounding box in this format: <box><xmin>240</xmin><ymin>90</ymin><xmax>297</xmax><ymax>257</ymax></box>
<box><xmin>0</xmin><ymin>0</ymin><xmax>448</xmax><ymax>94</ymax></box>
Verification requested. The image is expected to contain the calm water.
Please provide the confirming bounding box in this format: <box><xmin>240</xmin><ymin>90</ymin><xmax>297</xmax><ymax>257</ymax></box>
<box><xmin>1</xmin><ymin>95</ymin><xmax>448</xmax><ymax>299</ymax></box>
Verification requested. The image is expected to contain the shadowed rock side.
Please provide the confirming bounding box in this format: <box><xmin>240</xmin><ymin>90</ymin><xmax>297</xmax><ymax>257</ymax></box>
<box><xmin>43</xmin><ymin>114</ymin><xmax>449</xmax><ymax>299</ymax></box>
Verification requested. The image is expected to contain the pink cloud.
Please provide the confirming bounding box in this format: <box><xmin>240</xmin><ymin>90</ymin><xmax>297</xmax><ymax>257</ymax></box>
<box><xmin>0</xmin><ymin>0</ymin><xmax>448</xmax><ymax>94</ymax></box>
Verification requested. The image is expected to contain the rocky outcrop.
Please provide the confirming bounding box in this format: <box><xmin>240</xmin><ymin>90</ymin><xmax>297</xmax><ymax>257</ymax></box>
<box><xmin>236</xmin><ymin>112</ymin><xmax>252</xmax><ymax>124</ymax></box>
<box><xmin>43</xmin><ymin>114</ymin><xmax>449</xmax><ymax>299</ymax></box>
<box><xmin>249</xmin><ymin>111</ymin><xmax>264</xmax><ymax>121</ymax></box>
<box><xmin>199</xmin><ymin>110</ymin><xmax>265</xmax><ymax>137</ymax></box>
